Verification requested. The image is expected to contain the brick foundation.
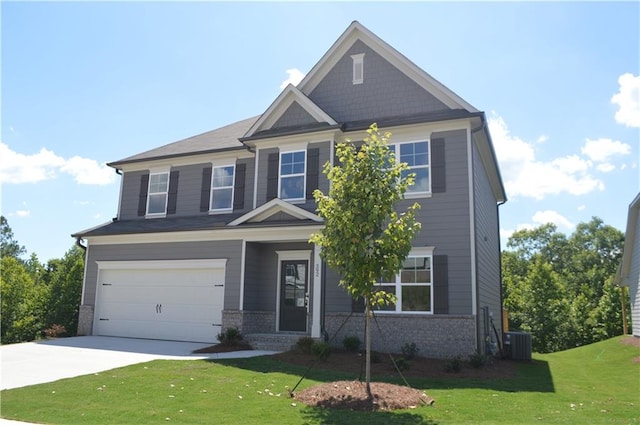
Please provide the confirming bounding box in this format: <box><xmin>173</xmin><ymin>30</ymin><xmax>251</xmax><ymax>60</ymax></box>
<box><xmin>77</xmin><ymin>305</ymin><xmax>94</xmax><ymax>336</ymax></box>
<box><xmin>222</xmin><ymin>310</ymin><xmax>276</xmax><ymax>334</ymax></box>
<box><xmin>324</xmin><ymin>313</ymin><xmax>477</xmax><ymax>359</ymax></box>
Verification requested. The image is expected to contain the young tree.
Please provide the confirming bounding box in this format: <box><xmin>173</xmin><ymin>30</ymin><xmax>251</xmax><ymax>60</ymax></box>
<box><xmin>310</xmin><ymin>124</ymin><xmax>421</xmax><ymax>397</ymax></box>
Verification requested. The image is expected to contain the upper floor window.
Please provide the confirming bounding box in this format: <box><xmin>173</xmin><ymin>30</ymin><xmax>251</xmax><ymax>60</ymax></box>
<box><xmin>279</xmin><ymin>150</ymin><xmax>306</xmax><ymax>201</ymax></box>
<box><xmin>210</xmin><ymin>165</ymin><xmax>235</xmax><ymax>211</ymax></box>
<box><xmin>376</xmin><ymin>254</ymin><xmax>433</xmax><ymax>314</ymax></box>
<box><xmin>388</xmin><ymin>141</ymin><xmax>430</xmax><ymax>194</ymax></box>
<box><xmin>351</xmin><ymin>53</ymin><xmax>365</xmax><ymax>84</ymax></box>
<box><xmin>147</xmin><ymin>172</ymin><xmax>169</xmax><ymax>215</ymax></box>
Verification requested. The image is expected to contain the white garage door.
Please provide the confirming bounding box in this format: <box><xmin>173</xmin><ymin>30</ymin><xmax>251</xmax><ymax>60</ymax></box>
<box><xmin>94</xmin><ymin>260</ymin><xmax>226</xmax><ymax>343</ymax></box>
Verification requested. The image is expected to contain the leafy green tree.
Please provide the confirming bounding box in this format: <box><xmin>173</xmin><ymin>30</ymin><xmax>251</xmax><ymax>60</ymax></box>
<box><xmin>310</xmin><ymin>124</ymin><xmax>421</xmax><ymax>396</ymax></box>
<box><xmin>1</xmin><ymin>256</ymin><xmax>48</xmax><ymax>343</ymax></box>
<box><xmin>502</xmin><ymin>218</ymin><xmax>626</xmax><ymax>353</ymax></box>
<box><xmin>1</xmin><ymin>216</ymin><xmax>25</xmax><ymax>259</ymax></box>
<box><xmin>42</xmin><ymin>245</ymin><xmax>85</xmax><ymax>335</ymax></box>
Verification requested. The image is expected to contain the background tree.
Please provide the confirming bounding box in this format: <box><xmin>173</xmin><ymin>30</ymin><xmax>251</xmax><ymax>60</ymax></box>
<box><xmin>1</xmin><ymin>215</ymin><xmax>26</xmax><ymax>259</ymax></box>
<box><xmin>502</xmin><ymin>217</ymin><xmax>627</xmax><ymax>352</ymax></box>
<box><xmin>0</xmin><ymin>217</ymin><xmax>85</xmax><ymax>343</ymax></box>
<box><xmin>310</xmin><ymin>124</ymin><xmax>421</xmax><ymax>396</ymax></box>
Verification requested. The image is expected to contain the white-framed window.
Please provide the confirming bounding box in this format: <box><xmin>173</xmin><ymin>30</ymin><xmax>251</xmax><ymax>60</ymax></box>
<box><xmin>279</xmin><ymin>150</ymin><xmax>306</xmax><ymax>201</ymax></box>
<box><xmin>351</xmin><ymin>53</ymin><xmax>365</xmax><ymax>84</ymax></box>
<box><xmin>388</xmin><ymin>141</ymin><xmax>430</xmax><ymax>194</ymax></box>
<box><xmin>147</xmin><ymin>172</ymin><xmax>169</xmax><ymax>215</ymax></box>
<box><xmin>210</xmin><ymin>165</ymin><xmax>235</xmax><ymax>211</ymax></box>
<box><xmin>375</xmin><ymin>251</ymin><xmax>433</xmax><ymax>314</ymax></box>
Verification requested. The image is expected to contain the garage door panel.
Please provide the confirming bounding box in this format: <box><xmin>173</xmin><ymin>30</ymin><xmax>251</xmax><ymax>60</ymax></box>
<box><xmin>95</xmin><ymin>262</ymin><xmax>226</xmax><ymax>343</ymax></box>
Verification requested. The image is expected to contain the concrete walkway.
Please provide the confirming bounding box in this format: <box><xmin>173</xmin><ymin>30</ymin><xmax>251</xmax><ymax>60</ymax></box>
<box><xmin>0</xmin><ymin>336</ymin><xmax>278</xmax><ymax>424</ymax></box>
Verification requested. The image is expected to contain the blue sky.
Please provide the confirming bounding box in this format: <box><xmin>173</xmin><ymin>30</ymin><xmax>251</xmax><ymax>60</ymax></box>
<box><xmin>1</xmin><ymin>2</ymin><xmax>639</xmax><ymax>262</ymax></box>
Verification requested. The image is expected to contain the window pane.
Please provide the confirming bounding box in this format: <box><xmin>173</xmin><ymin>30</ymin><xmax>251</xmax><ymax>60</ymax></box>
<box><xmin>404</xmin><ymin>168</ymin><xmax>429</xmax><ymax>193</ymax></box>
<box><xmin>402</xmin><ymin>285</ymin><xmax>431</xmax><ymax>312</ymax></box>
<box><xmin>149</xmin><ymin>173</ymin><xmax>168</xmax><ymax>193</ymax></box>
<box><xmin>374</xmin><ymin>286</ymin><xmax>396</xmax><ymax>311</ymax></box>
<box><xmin>148</xmin><ymin>193</ymin><xmax>166</xmax><ymax>214</ymax></box>
<box><xmin>213</xmin><ymin>166</ymin><xmax>234</xmax><ymax>187</ymax></box>
<box><xmin>211</xmin><ymin>188</ymin><xmax>232</xmax><ymax>210</ymax></box>
<box><xmin>280</xmin><ymin>175</ymin><xmax>304</xmax><ymax>199</ymax></box>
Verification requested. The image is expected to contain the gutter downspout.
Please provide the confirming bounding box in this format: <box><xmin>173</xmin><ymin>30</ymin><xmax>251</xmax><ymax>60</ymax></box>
<box><xmin>75</xmin><ymin>237</ymin><xmax>87</xmax><ymax>252</ymax></box>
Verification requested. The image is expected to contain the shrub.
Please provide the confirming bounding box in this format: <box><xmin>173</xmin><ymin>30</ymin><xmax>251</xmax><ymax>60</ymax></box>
<box><xmin>311</xmin><ymin>341</ymin><xmax>333</xmax><ymax>361</ymax></box>
<box><xmin>43</xmin><ymin>324</ymin><xmax>67</xmax><ymax>338</ymax></box>
<box><xmin>444</xmin><ymin>355</ymin><xmax>463</xmax><ymax>373</ymax></box>
<box><xmin>468</xmin><ymin>351</ymin><xmax>486</xmax><ymax>368</ymax></box>
<box><xmin>296</xmin><ymin>336</ymin><xmax>315</xmax><ymax>354</ymax></box>
<box><xmin>394</xmin><ymin>357</ymin><xmax>410</xmax><ymax>371</ymax></box>
<box><xmin>401</xmin><ymin>342</ymin><xmax>419</xmax><ymax>360</ymax></box>
<box><xmin>342</xmin><ymin>335</ymin><xmax>362</xmax><ymax>352</ymax></box>
<box><xmin>217</xmin><ymin>327</ymin><xmax>243</xmax><ymax>346</ymax></box>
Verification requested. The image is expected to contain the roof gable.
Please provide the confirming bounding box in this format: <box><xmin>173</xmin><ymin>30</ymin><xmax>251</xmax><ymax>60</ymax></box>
<box><xmin>228</xmin><ymin>198</ymin><xmax>322</xmax><ymax>226</ymax></box>
<box><xmin>298</xmin><ymin>21</ymin><xmax>478</xmax><ymax>113</ymax></box>
<box><xmin>243</xmin><ymin>85</ymin><xmax>337</xmax><ymax>139</ymax></box>
<box><xmin>615</xmin><ymin>192</ymin><xmax>640</xmax><ymax>287</ymax></box>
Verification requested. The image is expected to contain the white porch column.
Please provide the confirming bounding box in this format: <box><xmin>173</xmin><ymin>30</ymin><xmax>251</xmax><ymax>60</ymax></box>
<box><xmin>311</xmin><ymin>244</ymin><xmax>322</xmax><ymax>338</ymax></box>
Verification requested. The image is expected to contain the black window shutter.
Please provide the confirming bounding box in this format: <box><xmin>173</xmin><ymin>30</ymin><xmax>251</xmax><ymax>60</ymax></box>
<box><xmin>433</xmin><ymin>254</ymin><xmax>449</xmax><ymax>314</ymax></box>
<box><xmin>431</xmin><ymin>138</ymin><xmax>446</xmax><ymax>193</ymax></box>
<box><xmin>267</xmin><ymin>153</ymin><xmax>279</xmax><ymax>200</ymax></box>
<box><xmin>233</xmin><ymin>163</ymin><xmax>246</xmax><ymax>210</ymax></box>
<box><xmin>306</xmin><ymin>148</ymin><xmax>319</xmax><ymax>200</ymax></box>
<box><xmin>166</xmin><ymin>171</ymin><xmax>179</xmax><ymax>215</ymax></box>
<box><xmin>200</xmin><ymin>166</ymin><xmax>212</xmax><ymax>212</ymax></box>
<box><xmin>137</xmin><ymin>173</ymin><xmax>149</xmax><ymax>216</ymax></box>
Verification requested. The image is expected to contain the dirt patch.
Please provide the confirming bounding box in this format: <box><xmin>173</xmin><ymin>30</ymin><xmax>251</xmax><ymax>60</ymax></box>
<box><xmin>272</xmin><ymin>350</ymin><xmax>517</xmax><ymax>380</ymax></box>
<box><xmin>192</xmin><ymin>342</ymin><xmax>254</xmax><ymax>354</ymax></box>
<box><xmin>293</xmin><ymin>380</ymin><xmax>434</xmax><ymax>411</ymax></box>
<box><xmin>620</xmin><ymin>336</ymin><xmax>640</xmax><ymax>347</ymax></box>
<box><xmin>620</xmin><ymin>336</ymin><xmax>640</xmax><ymax>363</ymax></box>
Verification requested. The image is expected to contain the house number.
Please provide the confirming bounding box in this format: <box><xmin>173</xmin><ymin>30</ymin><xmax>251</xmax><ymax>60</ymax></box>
<box><xmin>315</xmin><ymin>264</ymin><xmax>320</xmax><ymax>278</ymax></box>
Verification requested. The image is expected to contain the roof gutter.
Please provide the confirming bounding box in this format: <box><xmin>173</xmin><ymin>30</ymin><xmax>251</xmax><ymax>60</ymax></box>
<box><xmin>75</xmin><ymin>237</ymin><xmax>87</xmax><ymax>252</ymax></box>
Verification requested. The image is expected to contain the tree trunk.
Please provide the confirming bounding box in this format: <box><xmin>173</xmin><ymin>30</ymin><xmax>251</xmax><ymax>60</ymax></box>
<box><xmin>365</xmin><ymin>296</ymin><xmax>372</xmax><ymax>400</ymax></box>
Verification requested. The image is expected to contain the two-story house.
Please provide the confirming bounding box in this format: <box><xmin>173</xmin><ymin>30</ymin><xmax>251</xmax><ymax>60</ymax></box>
<box><xmin>73</xmin><ymin>21</ymin><xmax>507</xmax><ymax>358</ymax></box>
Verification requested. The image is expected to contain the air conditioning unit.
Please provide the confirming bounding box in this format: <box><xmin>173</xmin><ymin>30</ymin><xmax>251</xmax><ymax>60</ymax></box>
<box><xmin>504</xmin><ymin>331</ymin><xmax>532</xmax><ymax>361</ymax></box>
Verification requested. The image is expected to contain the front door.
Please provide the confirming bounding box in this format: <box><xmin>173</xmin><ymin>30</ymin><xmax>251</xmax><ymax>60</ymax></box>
<box><xmin>279</xmin><ymin>260</ymin><xmax>308</xmax><ymax>332</ymax></box>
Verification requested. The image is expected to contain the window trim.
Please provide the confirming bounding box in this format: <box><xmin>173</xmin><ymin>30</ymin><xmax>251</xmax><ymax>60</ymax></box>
<box><xmin>351</xmin><ymin>53</ymin><xmax>365</xmax><ymax>85</ymax></box>
<box><xmin>375</xmin><ymin>247</ymin><xmax>434</xmax><ymax>315</ymax></box>
<box><xmin>278</xmin><ymin>149</ymin><xmax>307</xmax><ymax>203</ymax></box>
<box><xmin>209</xmin><ymin>164</ymin><xmax>235</xmax><ymax>213</ymax></box>
<box><xmin>389</xmin><ymin>140</ymin><xmax>431</xmax><ymax>198</ymax></box>
<box><xmin>146</xmin><ymin>171</ymin><xmax>169</xmax><ymax>217</ymax></box>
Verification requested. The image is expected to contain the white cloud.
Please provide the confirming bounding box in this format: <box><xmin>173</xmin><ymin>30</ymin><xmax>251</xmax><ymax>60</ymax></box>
<box><xmin>93</xmin><ymin>213</ymin><xmax>102</xmax><ymax>219</ymax></box>
<box><xmin>536</xmin><ymin>135</ymin><xmax>548</xmax><ymax>144</ymax></box>
<box><xmin>0</xmin><ymin>142</ymin><xmax>115</xmax><ymax>185</ymax></box>
<box><xmin>577</xmin><ymin>205</ymin><xmax>586</xmax><ymax>211</ymax></box>
<box><xmin>581</xmin><ymin>138</ymin><xmax>631</xmax><ymax>163</ymax></box>
<box><xmin>611</xmin><ymin>73</ymin><xmax>640</xmax><ymax>128</ymax></box>
<box><xmin>596</xmin><ymin>163</ymin><xmax>616</xmax><ymax>173</ymax></box>
<box><xmin>489</xmin><ymin>113</ymin><xmax>605</xmax><ymax>200</ymax></box>
<box><xmin>280</xmin><ymin>68</ymin><xmax>305</xmax><ymax>90</ymax></box>
<box><xmin>15</xmin><ymin>210</ymin><xmax>30</xmax><ymax>217</ymax></box>
<box><xmin>531</xmin><ymin>210</ymin><xmax>574</xmax><ymax>230</ymax></box>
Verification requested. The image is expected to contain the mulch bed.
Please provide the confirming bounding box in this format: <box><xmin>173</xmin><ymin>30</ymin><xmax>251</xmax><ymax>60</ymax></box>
<box><xmin>620</xmin><ymin>336</ymin><xmax>640</xmax><ymax>363</ymax></box>
<box><xmin>195</xmin><ymin>343</ymin><xmax>518</xmax><ymax>411</ymax></box>
<box><xmin>293</xmin><ymin>380</ymin><xmax>434</xmax><ymax>411</ymax></box>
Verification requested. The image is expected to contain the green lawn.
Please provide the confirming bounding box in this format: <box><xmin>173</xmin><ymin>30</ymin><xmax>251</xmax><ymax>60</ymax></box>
<box><xmin>1</xmin><ymin>336</ymin><xmax>638</xmax><ymax>424</ymax></box>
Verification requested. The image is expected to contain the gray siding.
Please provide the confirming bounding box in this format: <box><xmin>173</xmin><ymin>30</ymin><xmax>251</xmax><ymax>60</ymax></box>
<box><xmin>398</xmin><ymin>129</ymin><xmax>472</xmax><ymax>314</ymax></box>
<box><xmin>118</xmin><ymin>158</ymin><xmax>254</xmax><ymax>220</ymax></box>
<box><xmin>174</xmin><ymin>163</ymin><xmax>206</xmax><ymax>217</ymax></box>
<box><xmin>273</xmin><ymin>102</ymin><xmax>318</xmax><ymax>129</ymax></box>
<box><xmin>119</xmin><ymin>170</ymin><xmax>147</xmax><ymax>220</ymax></box>
<box><xmin>472</xmin><ymin>139</ymin><xmax>503</xmax><ymax>348</ymax></box>
<box><xmin>83</xmin><ymin>241</ymin><xmax>242</xmax><ymax>311</ymax></box>
<box><xmin>309</xmin><ymin>40</ymin><xmax>449</xmax><ymax>123</ymax></box>
<box><xmin>323</xmin><ymin>264</ymin><xmax>352</xmax><ymax>313</ymax></box>
<box><xmin>631</xmin><ymin>208</ymin><xmax>640</xmax><ymax>337</ymax></box>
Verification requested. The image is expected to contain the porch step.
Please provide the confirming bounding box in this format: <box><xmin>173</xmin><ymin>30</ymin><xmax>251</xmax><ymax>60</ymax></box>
<box><xmin>245</xmin><ymin>333</ymin><xmax>315</xmax><ymax>352</ymax></box>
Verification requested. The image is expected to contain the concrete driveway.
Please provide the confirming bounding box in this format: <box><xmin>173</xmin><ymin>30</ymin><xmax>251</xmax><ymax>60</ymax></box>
<box><xmin>1</xmin><ymin>336</ymin><xmax>276</xmax><ymax>390</ymax></box>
